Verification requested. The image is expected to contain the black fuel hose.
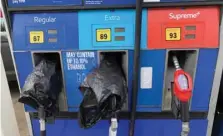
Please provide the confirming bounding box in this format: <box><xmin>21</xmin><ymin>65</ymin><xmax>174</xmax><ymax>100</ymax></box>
<box><xmin>129</xmin><ymin>0</ymin><xmax>143</xmax><ymax>135</ymax></box>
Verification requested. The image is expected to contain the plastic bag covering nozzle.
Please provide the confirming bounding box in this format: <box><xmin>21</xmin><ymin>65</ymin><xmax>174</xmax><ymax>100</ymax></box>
<box><xmin>18</xmin><ymin>59</ymin><xmax>62</xmax><ymax>117</ymax></box>
<box><xmin>78</xmin><ymin>53</ymin><xmax>127</xmax><ymax>128</ymax></box>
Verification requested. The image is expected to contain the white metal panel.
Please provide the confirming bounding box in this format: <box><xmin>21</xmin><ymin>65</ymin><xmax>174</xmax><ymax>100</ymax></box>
<box><xmin>206</xmin><ymin>7</ymin><xmax>223</xmax><ymax>136</ymax></box>
<box><xmin>1</xmin><ymin>2</ymin><xmax>34</xmax><ymax>136</ymax></box>
<box><xmin>0</xmin><ymin>55</ymin><xmax>20</xmax><ymax>136</ymax></box>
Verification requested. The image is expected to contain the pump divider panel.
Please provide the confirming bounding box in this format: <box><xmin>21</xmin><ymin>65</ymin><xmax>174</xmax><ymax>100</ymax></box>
<box><xmin>192</xmin><ymin>49</ymin><xmax>219</xmax><ymax>111</ymax></box>
<box><xmin>62</xmin><ymin>51</ymin><xmax>98</xmax><ymax>111</ymax></box>
<box><xmin>30</xmin><ymin>111</ymin><xmax>208</xmax><ymax>119</ymax></box>
<box><xmin>32</xmin><ymin>52</ymin><xmax>68</xmax><ymax>111</ymax></box>
<box><xmin>134</xmin><ymin>119</ymin><xmax>208</xmax><ymax>136</ymax></box>
<box><xmin>14</xmin><ymin>52</ymin><xmax>36</xmax><ymax>111</ymax></box>
<box><xmin>31</xmin><ymin>119</ymin><xmax>129</xmax><ymax>136</ymax></box>
<box><xmin>6</xmin><ymin>1</ymin><xmax>223</xmax><ymax>12</ymax></box>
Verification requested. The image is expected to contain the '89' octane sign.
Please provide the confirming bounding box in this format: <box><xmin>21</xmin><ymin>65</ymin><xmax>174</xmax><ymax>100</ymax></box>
<box><xmin>96</xmin><ymin>28</ymin><xmax>111</xmax><ymax>42</ymax></box>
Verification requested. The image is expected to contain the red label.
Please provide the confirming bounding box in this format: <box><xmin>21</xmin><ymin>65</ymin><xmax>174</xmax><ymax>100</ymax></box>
<box><xmin>147</xmin><ymin>6</ymin><xmax>220</xmax><ymax>49</ymax></box>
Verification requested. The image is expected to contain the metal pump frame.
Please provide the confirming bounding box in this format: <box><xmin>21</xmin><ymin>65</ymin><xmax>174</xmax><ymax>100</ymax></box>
<box><xmin>1</xmin><ymin>0</ymin><xmax>223</xmax><ymax>136</ymax></box>
<box><xmin>129</xmin><ymin>0</ymin><xmax>142</xmax><ymax>135</ymax></box>
<box><xmin>206</xmin><ymin>6</ymin><xmax>223</xmax><ymax>136</ymax></box>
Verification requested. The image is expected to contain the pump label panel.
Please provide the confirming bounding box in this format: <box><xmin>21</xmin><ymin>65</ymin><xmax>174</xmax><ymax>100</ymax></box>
<box><xmin>78</xmin><ymin>10</ymin><xmax>148</xmax><ymax>50</ymax></box>
<box><xmin>13</xmin><ymin>13</ymin><xmax>79</xmax><ymax>51</ymax></box>
<box><xmin>84</xmin><ymin>0</ymin><xmax>135</xmax><ymax>6</ymax></box>
<box><xmin>147</xmin><ymin>7</ymin><xmax>220</xmax><ymax>49</ymax></box>
<box><xmin>29</xmin><ymin>31</ymin><xmax>44</xmax><ymax>43</ymax></box>
<box><xmin>62</xmin><ymin>51</ymin><xmax>97</xmax><ymax>111</ymax></box>
<box><xmin>65</xmin><ymin>52</ymin><xmax>96</xmax><ymax>71</ymax></box>
<box><xmin>96</xmin><ymin>29</ymin><xmax>111</xmax><ymax>42</ymax></box>
<box><xmin>165</xmin><ymin>28</ymin><xmax>181</xmax><ymax>41</ymax></box>
<box><xmin>8</xmin><ymin>0</ymin><xmax>82</xmax><ymax>7</ymax></box>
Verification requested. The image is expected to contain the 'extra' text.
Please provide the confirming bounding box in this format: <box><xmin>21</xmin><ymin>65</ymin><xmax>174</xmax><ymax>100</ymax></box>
<box><xmin>105</xmin><ymin>15</ymin><xmax>120</xmax><ymax>21</ymax></box>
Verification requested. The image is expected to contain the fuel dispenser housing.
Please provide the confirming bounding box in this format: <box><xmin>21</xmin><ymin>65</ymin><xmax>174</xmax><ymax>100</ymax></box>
<box><xmin>2</xmin><ymin>0</ymin><xmax>223</xmax><ymax>136</ymax></box>
<box><xmin>134</xmin><ymin>6</ymin><xmax>220</xmax><ymax>136</ymax></box>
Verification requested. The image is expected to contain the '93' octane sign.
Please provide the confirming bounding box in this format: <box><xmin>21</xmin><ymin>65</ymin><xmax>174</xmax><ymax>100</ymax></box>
<box><xmin>165</xmin><ymin>28</ymin><xmax>181</xmax><ymax>41</ymax></box>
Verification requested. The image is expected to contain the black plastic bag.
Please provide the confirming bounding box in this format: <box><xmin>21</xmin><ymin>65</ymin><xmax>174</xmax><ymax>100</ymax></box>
<box><xmin>18</xmin><ymin>59</ymin><xmax>62</xmax><ymax>116</ymax></box>
<box><xmin>78</xmin><ymin>53</ymin><xmax>127</xmax><ymax>128</ymax></box>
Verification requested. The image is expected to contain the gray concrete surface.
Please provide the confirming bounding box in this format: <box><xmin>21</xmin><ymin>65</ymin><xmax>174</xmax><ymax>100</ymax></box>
<box><xmin>10</xmin><ymin>82</ymin><xmax>29</xmax><ymax>136</ymax></box>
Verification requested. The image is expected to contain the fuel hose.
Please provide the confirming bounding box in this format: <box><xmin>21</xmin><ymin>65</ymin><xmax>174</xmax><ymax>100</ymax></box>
<box><xmin>172</xmin><ymin>55</ymin><xmax>192</xmax><ymax>136</ymax></box>
<box><xmin>129</xmin><ymin>0</ymin><xmax>143</xmax><ymax>135</ymax></box>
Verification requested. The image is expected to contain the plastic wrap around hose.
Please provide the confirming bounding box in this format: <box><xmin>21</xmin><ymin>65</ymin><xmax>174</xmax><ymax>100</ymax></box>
<box><xmin>78</xmin><ymin>53</ymin><xmax>127</xmax><ymax>128</ymax></box>
<box><xmin>18</xmin><ymin>59</ymin><xmax>62</xmax><ymax>117</ymax></box>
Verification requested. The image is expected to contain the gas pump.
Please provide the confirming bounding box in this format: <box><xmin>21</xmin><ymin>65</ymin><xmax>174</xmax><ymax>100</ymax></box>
<box><xmin>172</xmin><ymin>55</ymin><xmax>193</xmax><ymax>136</ymax></box>
<box><xmin>1</xmin><ymin>0</ymin><xmax>223</xmax><ymax>136</ymax></box>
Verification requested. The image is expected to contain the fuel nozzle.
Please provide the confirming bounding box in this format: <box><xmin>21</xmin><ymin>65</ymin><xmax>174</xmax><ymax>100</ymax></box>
<box><xmin>109</xmin><ymin>95</ymin><xmax>119</xmax><ymax>136</ymax></box>
<box><xmin>172</xmin><ymin>55</ymin><xmax>193</xmax><ymax>136</ymax></box>
<box><xmin>38</xmin><ymin>106</ymin><xmax>46</xmax><ymax>136</ymax></box>
<box><xmin>109</xmin><ymin>117</ymin><xmax>118</xmax><ymax>136</ymax></box>
<box><xmin>172</xmin><ymin>55</ymin><xmax>181</xmax><ymax>70</ymax></box>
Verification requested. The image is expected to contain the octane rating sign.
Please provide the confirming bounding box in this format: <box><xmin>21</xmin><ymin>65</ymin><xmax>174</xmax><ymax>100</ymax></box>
<box><xmin>165</xmin><ymin>28</ymin><xmax>181</xmax><ymax>41</ymax></box>
<box><xmin>96</xmin><ymin>29</ymin><xmax>111</xmax><ymax>42</ymax></box>
<box><xmin>29</xmin><ymin>31</ymin><xmax>44</xmax><ymax>44</ymax></box>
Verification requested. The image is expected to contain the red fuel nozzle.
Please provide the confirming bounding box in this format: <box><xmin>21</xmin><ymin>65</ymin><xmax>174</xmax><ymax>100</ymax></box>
<box><xmin>172</xmin><ymin>55</ymin><xmax>193</xmax><ymax>102</ymax></box>
<box><xmin>172</xmin><ymin>55</ymin><xmax>192</xmax><ymax>136</ymax></box>
<box><xmin>173</xmin><ymin>69</ymin><xmax>193</xmax><ymax>102</ymax></box>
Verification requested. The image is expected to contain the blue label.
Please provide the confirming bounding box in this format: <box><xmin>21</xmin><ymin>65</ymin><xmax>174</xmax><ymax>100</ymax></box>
<box><xmin>78</xmin><ymin>9</ymin><xmax>147</xmax><ymax>50</ymax></box>
<box><xmin>62</xmin><ymin>51</ymin><xmax>98</xmax><ymax>111</ymax></box>
<box><xmin>12</xmin><ymin>12</ymin><xmax>79</xmax><ymax>51</ymax></box>
<box><xmin>83</xmin><ymin>0</ymin><xmax>206</xmax><ymax>6</ymax></box>
<box><xmin>84</xmin><ymin>0</ymin><xmax>135</xmax><ymax>6</ymax></box>
<box><xmin>8</xmin><ymin>0</ymin><xmax>82</xmax><ymax>7</ymax></box>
